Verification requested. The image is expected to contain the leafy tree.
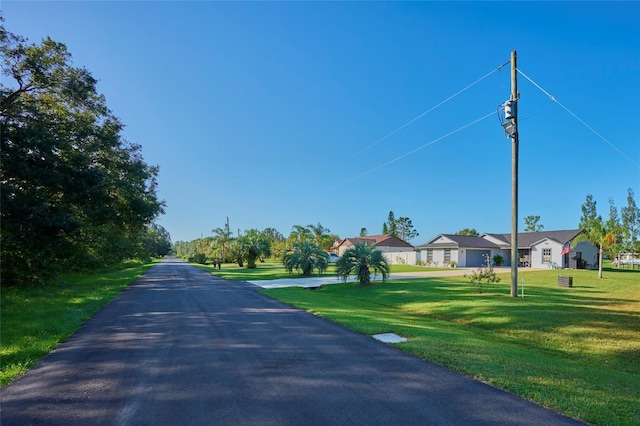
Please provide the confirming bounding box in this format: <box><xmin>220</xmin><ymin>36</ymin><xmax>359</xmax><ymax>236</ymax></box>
<box><xmin>621</xmin><ymin>188</ymin><xmax>640</xmax><ymax>253</ymax></box>
<box><xmin>1</xmin><ymin>23</ymin><xmax>163</xmax><ymax>286</ymax></box>
<box><xmin>136</xmin><ymin>224</ymin><xmax>172</xmax><ymax>260</ymax></box>
<box><xmin>456</xmin><ymin>228</ymin><xmax>479</xmax><ymax>236</ymax></box>
<box><xmin>396</xmin><ymin>217</ymin><xmax>419</xmax><ymax>242</ymax></box>
<box><xmin>173</xmin><ymin>240</ymin><xmax>199</xmax><ymax>259</ymax></box>
<box><xmin>270</xmin><ymin>239</ymin><xmax>287</xmax><ymax>261</ymax></box>
<box><xmin>524</xmin><ymin>215</ymin><xmax>544</xmax><ymax>232</ymax></box>
<box><xmin>260</xmin><ymin>227</ymin><xmax>284</xmax><ymax>260</ymax></box>
<box><xmin>335</xmin><ymin>242</ymin><xmax>390</xmax><ymax>286</ymax></box>
<box><xmin>283</xmin><ymin>241</ymin><xmax>329</xmax><ymax>276</ymax></box>
<box><xmin>307</xmin><ymin>222</ymin><xmax>334</xmax><ymax>250</ymax></box>
<box><xmin>262</xmin><ymin>227</ymin><xmax>284</xmax><ymax>243</ymax></box>
<box><xmin>574</xmin><ymin>194</ymin><xmax>616</xmax><ymax>278</ymax></box>
<box><xmin>360</xmin><ymin>228</ymin><xmax>368</xmax><ymax>237</ymax></box>
<box><xmin>606</xmin><ymin>198</ymin><xmax>624</xmax><ymax>261</ymax></box>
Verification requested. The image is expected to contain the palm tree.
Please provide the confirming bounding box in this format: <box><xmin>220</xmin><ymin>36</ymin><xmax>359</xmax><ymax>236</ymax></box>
<box><xmin>212</xmin><ymin>218</ymin><xmax>232</xmax><ymax>262</ymax></box>
<box><xmin>288</xmin><ymin>225</ymin><xmax>313</xmax><ymax>245</ymax></box>
<box><xmin>307</xmin><ymin>222</ymin><xmax>331</xmax><ymax>249</ymax></box>
<box><xmin>336</xmin><ymin>242</ymin><xmax>390</xmax><ymax>286</ymax></box>
<box><xmin>240</xmin><ymin>229</ymin><xmax>271</xmax><ymax>268</ymax></box>
<box><xmin>574</xmin><ymin>218</ymin><xmax>616</xmax><ymax>279</ymax></box>
<box><xmin>576</xmin><ymin>195</ymin><xmax>618</xmax><ymax>279</ymax></box>
<box><xmin>283</xmin><ymin>241</ymin><xmax>329</xmax><ymax>276</ymax></box>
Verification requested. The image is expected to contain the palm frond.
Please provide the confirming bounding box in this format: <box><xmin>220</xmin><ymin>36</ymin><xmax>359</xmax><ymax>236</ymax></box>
<box><xmin>335</xmin><ymin>242</ymin><xmax>390</xmax><ymax>285</ymax></box>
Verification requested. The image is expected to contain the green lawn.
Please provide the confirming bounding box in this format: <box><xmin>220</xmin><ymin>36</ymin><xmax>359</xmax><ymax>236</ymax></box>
<box><xmin>0</xmin><ymin>260</ymin><xmax>158</xmax><ymax>386</ymax></box>
<box><xmin>386</xmin><ymin>264</ymin><xmax>453</xmax><ymax>273</ymax></box>
<box><xmin>261</xmin><ymin>267</ymin><xmax>640</xmax><ymax>426</ymax></box>
<box><xmin>197</xmin><ymin>262</ymin><xmax>451</xmax><ymax>281</ymax></box>
<box><xmin>195</xmin><ymin>263</ymin><xmax>338</xmax><ymax>281</ymax></box>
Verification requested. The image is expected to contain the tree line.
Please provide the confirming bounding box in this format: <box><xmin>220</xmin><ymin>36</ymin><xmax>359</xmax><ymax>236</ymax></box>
<box><xmin>173</xmin><ymin>211</ymin><xmax>422</xmax><ymax>269</ymax></box>
<box><xmin>1</xmin><ymin>22</ymin><xmax>169</xmax><ymax>286</ymax></box>
<box><xmin>174</xmin><ymin>219</ymin><xmax>393</xmax><ymax>286</ymax></box>
<box><xmin>576</xmin><ymin>189</ymin><xmax>639</xmax><ymax>278</ymax></box>
<box><xmin>380</xmin><ymin>210</ymin><xmax>419</xmax><ymax>241</ymax></box>
<box><xmin>173</xmin><ymin>221</ymin><xmax>338</xmax><ymax>268</ymax></box>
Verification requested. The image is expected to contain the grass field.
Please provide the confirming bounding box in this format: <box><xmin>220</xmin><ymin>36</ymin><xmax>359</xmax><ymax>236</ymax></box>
<box><xmin>261</xmin><ymin>267</ymin><xmax>640</xmax><ymax>426</ymax></box>
<box><xmin>0</xmin><ymin>259</ymin><xmax>158</xmax><ymax>386</ymax></box>
<box><xmin>197</xmin><ymin>262</ymin><xmax>451</xmax><ymax>281</ymax></box>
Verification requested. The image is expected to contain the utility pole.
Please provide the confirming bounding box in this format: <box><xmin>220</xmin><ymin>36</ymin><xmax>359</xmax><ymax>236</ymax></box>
<box><xmin>510</xmin><ymin>50</ymin><xmax>519</xmax><ymax>298</ymax></box>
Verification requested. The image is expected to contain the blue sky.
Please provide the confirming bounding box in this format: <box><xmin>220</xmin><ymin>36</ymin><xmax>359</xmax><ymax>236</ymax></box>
<box><xmin>4</xmin><ymin>1</ymin><xmax>639</xmax><ymax>245</ymax></box>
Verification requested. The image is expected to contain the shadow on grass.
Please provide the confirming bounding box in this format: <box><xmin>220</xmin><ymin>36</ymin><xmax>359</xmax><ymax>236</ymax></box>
<box><xmin>274</xmin><ymin>271</ymin><xmax>640</xmax><ymax>373</ymax></box>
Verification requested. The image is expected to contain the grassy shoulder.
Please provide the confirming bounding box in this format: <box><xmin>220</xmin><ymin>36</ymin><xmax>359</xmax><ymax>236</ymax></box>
<box><xmin>260</xmin><ymin>267</ymin><xmax>640</xmax><ymax>426</ymax></box>
<box><xmin>0</xmin><ymin>259</ymin><xmax>158</xmax><ymax>387</ymax></box>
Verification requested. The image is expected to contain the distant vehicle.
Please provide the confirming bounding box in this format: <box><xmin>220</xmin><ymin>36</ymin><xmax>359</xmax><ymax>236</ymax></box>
<box><xmin>328</xmin><ymin>253</ymin><xmax>340</xmax><ymax>263</ymax></box>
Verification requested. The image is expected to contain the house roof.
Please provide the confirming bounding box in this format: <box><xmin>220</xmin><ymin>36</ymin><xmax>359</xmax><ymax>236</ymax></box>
<box><xmin>337</xmin><ymin>234</ymin><xmax>414</xmax><ymax>249</ymax></box>
<box><xmin>482</xmin><ymin>233</ymin><xmax>510</xmax><ymax>244</ymax></box>
<box><xmin>417</xmin><ymin>229</ymin><xmax>583</xmax><ymax>250</ymax></box>
<box><xmin>417</xmin><ymin>234</ymin><xmax>501</xmax><ymax>249</ymax></box>
<box><xmin>495</xmin><ymin>229</ymin><xmax>583</xmax><ymax>249</ymax></box>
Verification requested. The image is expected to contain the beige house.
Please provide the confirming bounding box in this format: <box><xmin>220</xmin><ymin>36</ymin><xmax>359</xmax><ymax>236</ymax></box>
<box><xmin>332</xmin><ymin>234</ymin><xmax>414</xmax><ymax>257</ymax></box>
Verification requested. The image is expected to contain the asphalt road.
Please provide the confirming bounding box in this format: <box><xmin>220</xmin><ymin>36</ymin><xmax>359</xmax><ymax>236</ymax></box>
<box><xmin>0</xmin><ymin>258</ymin><xmax>586</xmax><ymax>426</ymax></box>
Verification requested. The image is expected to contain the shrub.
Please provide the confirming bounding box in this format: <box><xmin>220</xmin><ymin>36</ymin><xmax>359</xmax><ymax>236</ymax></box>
<box><xmin>465</xmin><ymin>255</ymin><xmax>500</xmax><ymax>293</ymax></box>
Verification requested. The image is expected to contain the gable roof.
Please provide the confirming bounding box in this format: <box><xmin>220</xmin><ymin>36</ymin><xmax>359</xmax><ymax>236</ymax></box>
<box><xmin>337</xmin><ymin>234</ymin><xmax>414</xmax><ymax>249</ymax></box>
<box><xmin>417</xmin><ymin>234</ymin><xmax>501</xmax><ymax>249</ymax></box>
<box><xmin>417</xmin><ymin>229</ymin><xmax>584</xmax><ymax>250</ymax></box>
<box><xmin>494</xmin><ymin>229</ymin><xmax>583</xmax><ymax>249</ymax></box>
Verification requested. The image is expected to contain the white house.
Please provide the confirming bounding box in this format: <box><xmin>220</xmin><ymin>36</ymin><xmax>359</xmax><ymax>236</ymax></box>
<box><xmin>416</xmin><ymin>229</ymin><xmax>598</xmax><ymax>269</ymax></box>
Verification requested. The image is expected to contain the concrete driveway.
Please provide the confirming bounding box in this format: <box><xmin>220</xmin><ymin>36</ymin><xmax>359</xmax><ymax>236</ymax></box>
<box><xmin>249</xmin><ymin>268</ymin><xmax>473</xmax><ymax>289</ymax></box>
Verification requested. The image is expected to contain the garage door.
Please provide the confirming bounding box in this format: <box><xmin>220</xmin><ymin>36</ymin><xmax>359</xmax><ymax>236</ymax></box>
<box><xmin>466</xmin><ymin>250</ymin><xmax>491</xmax><ymax>267</ymax></box>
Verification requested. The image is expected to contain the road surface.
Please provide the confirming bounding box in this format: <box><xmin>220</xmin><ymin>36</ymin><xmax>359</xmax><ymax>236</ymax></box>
<box><xmin>0</xmin><ymin>258</ymin><xmax>585</xmax><ymax>425</ymax></box>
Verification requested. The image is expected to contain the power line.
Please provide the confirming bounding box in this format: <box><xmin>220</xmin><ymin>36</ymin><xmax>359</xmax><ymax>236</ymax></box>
<box><xmin>337</xmin><ymin>111</ymin><xmax>497</xmax><ymax>188</ymax></box>
<box><xmin>517</xmin><ymin>68</ymin><xmax>639</xmax><ymax>169</ymax></box>
<box><xmin>353</xmin><ymin>61</ymin><xmax>510</xmax><ymax>157</ymax></box>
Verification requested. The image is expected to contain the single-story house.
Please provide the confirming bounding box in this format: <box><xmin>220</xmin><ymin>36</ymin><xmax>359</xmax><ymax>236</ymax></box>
<box><xmin>332</xmin><ymin>234</ymin><xmax>414</xmax><ymax>258</ymax></box>
<box><xmin>416</xmin><ymin>229</ymin><xmax>598</xmax><ymax>269</ymax></box>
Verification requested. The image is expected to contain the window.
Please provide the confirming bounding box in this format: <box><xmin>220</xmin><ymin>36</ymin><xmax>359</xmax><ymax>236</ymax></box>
<box><xmin>426</xmin><ymin>250</ymin><xmax>433</xmax><ymax>262</ymax></box>
<box><xmin>542</xmin><ymin>248</ymin><xmax>552</xmax><ymax>263</ymax></box>
<box><xmin>444</xmin><ymin>249</ymin><xmax>451</xmax><ymax>262</ymax></box>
